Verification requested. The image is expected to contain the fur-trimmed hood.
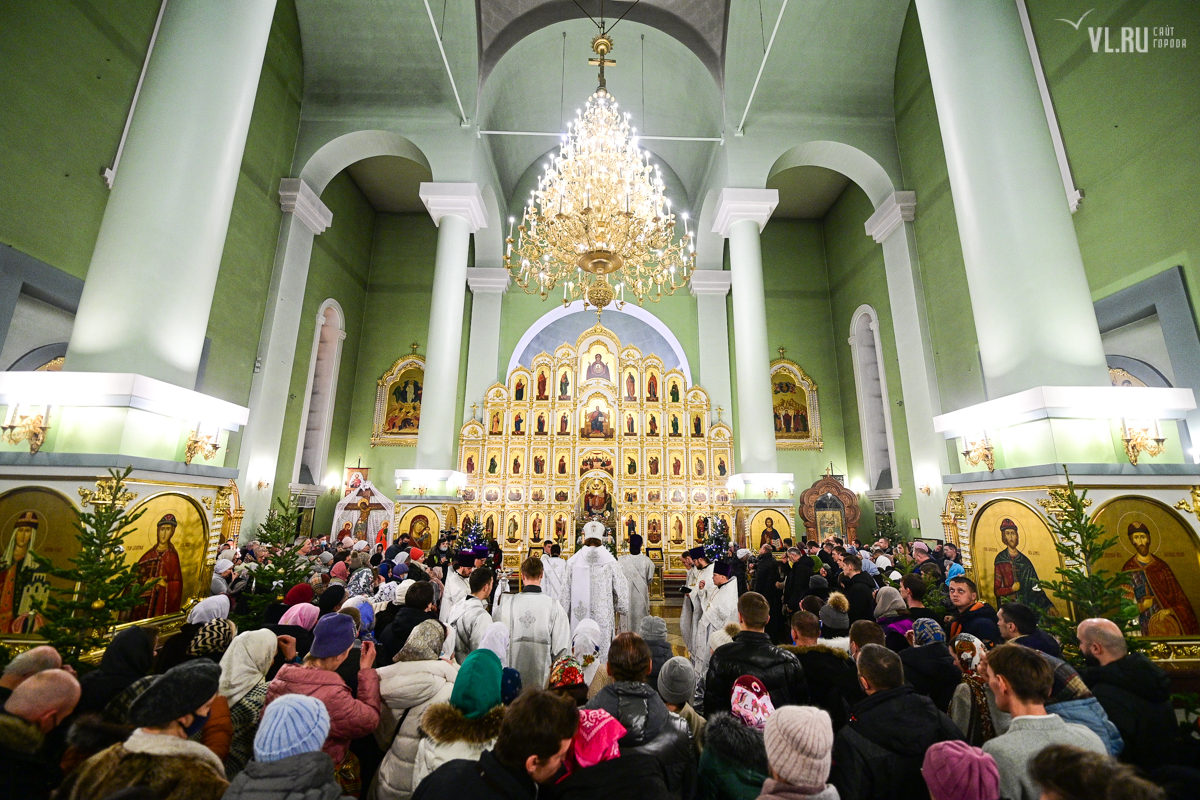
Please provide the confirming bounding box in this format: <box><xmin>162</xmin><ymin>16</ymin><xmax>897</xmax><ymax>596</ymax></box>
<box><xmin>704</xmin><ymin>712</ymin><xmax>770</xmax><ymax>775</ymax></box>
<box><xmin>419</xmin><ymin>702</ymin><xmax>505</xmax><ymax>745</ymax></box>
<box><xmin>0</xmin><ymin>712</ymin><xmax>42</xmax><ymax>754</ymax></box>
<box><xmin>783</xmin><ymin>643</ymin><xmax>854</xmax><ymax>662</ymax></box>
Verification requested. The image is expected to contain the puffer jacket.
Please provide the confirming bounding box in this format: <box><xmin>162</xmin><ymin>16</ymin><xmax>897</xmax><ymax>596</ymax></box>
<box><xmin>1083</xmin><ymin>653</ymin><xmax>1177</xmax><ymax>770</ymax></box>
<box><xmin>830</xmin><ymin>685</ymin><xmax>963</xmax><ymax>800</ymax></box>
<box><xmin>371</xmin><ymin>658</ymin><xmax>458</xmax><ymax>800</ymax></box>
<box><xmin>705</xmin><ymin>631</ymin><xmax>808</xmax><ymax>716</ymax></box>
<box><xmin>264</xmin><ymin>664</ymin><xmax>381</xmax><ymax>767</ymax></box>
<box><xmin>221</xmin><ymin>751</ymin><xmax>344</xmax><ymax>800</ymax></box>
<box><xmin>586</xmin><ymin>681</ymin><xmax>696</xmax><ymax>800</ymax></box>
<box><xmin>412</xmin><ymin>702</ymin><xmax>505</xmax><ymax>789</ymax></box>
<box><xmin>781</xmin><ymin>643</ymin><xmax>864</xmax><ymax>731</ymax></box>
<box><xmin>696</xmin><ymin>713</ymin><xmax>770</xmax><ymax>800</ymax></box>
<box><xmin>1047</xmin><ymin>697</ymin><xmax>1123</xmax><ymax>756</ymax></box>
<box><xmin>646</xmin><ymin>637</ymin><xmax>674</xmax><ymax>688</ymax></box>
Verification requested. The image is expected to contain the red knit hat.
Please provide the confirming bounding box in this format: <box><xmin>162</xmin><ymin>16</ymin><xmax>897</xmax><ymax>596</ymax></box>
<box><xmin>922</xmin><ymin>740</ymin><xmax>999</xmax><ymax>800</ymax></box>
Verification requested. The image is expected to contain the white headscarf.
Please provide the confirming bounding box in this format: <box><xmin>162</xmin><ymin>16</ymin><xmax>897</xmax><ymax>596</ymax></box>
<box><xmin>571</xmin><ymin>619</ymin><xmax>604</xmax><ymax>685</ymax></box>
<box><xmin>213</xmin><ymin>559</ymin><xmax>234</xmax><ymax>575</ymax></box>
<box><xmin>479</xmin><ymin>622</ymin><xmax>510</xmax><ymax>667</ymax></box>
<box><xmin>187</xmin><ymin>594</ymin><xmax>230</xmax><ymax>624</ymax></box>
<box><xmin>218</xmin><ymin>629</ymin><xmax>277</xmax><ymax>706</ymax></box>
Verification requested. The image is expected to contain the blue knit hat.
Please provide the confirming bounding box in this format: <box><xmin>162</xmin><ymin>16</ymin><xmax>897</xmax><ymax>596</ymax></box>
<box><xmin>309</xmin><ymin>612</ymin><xmax>357</xmax><ymax>658</ymax></box>
<box><xmin>501</xmin><ymin>667</ymin><xmax>523</xmax><ymax>705</ymax></box>
<box><xmin>254</xmin><ymin>695</ymin><xmax>330</xmax><ymax>762</ymax></box>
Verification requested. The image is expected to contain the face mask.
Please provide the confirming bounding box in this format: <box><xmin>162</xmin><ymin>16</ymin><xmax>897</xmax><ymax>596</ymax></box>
<box><xmin>183</xmin><ymin>713</ymin><xmax>209</xmax><ymax>737</ymax></box>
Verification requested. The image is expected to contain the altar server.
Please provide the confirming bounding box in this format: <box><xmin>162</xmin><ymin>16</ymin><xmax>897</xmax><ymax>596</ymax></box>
<box><xmin>492</xmin><ymin>557</ymin><xmax>571</xmax><ymax>690</ymax></box>
<box><xmin>618</xmin><ymin>534</ymin><xmax>656</xmax><ymax>633</ymax></box>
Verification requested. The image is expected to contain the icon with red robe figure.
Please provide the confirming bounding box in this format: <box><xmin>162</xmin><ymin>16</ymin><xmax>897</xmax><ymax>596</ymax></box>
<box><xmin>1123</xmin><ymin>521</ymin><xmax>1199</xmax><ymax>636</ymax></box>
<box><xmin>130</xmin><ymin>514</ymin><xmax>184</xmax><ymax>620</ymax></box>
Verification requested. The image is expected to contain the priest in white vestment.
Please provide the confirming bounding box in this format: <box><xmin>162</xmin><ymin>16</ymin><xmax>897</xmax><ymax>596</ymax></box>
<box><xmin>492</xmin><ymin>556</ymin><xmax>571</xmax><ymax>690</ymax></box>
<box><xmin>445</xmin><ymin>567</ymin><xmax>494</xmax><ymax>663</ymax></box>
<box><xmin>540</xmin><ymin>540</ymin><xmax>568</xmax><ymax>612</ymax></box>
<box><xmin>678</xmin><ymin>551</ymin><xmax>699</xmax><ymax>654</ymax></box>
<box><xmin>565</xmin><ymin>521</ymin><xmax>629</xmax><ymax>662</ymax></box>
<box><xmin>617</xmin><ymin>534</ymin><xmax>655</xmax><ymax>633</ymax></box>
<box><xmin>685</xmin><ymin>548</ymin><xmax>715</xmax><ymax>672</ymax></box>
<box><xmin>699</xmin><ymin>561</ymin><xmax>740</xmax><ymax>658</ymax></box>
<box><xmin>438</xmin><ymin>549</ymin><xmax>479</xmax><ymax>624</ymax></box>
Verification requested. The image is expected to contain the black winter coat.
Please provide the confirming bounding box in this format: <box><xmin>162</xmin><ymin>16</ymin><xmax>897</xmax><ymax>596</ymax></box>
<box><xmin>782</xmin><ymin>643</ymin><xmax>864</xmax><ymax>731</ymax></box>
<box><xmin>1083</xmin><ymin>653</ymin><xmax>1178</xmax><ymax>771</ymax></box>
<box><xmin>841</xmin><ymin>572</ymin><xmax>877</xmax><ymax>625</ymax></box>
<box><xmin>377</xmin><ymin>607</ymin><xmax>438</xmax><ymax>663</ymax></box>
<box><xmin>551</xmin><ymin>753</ymin><xmax>669</xmax><ymax>800</ymax></box>
<box><xmin>899</xmin><ymin>642</ymin><xmax>961</xmax><ymax>712</ymax></box>
<box><xmin>949</xmin><ymin>602</ymin><xmax>1002</xmax><ymax>647</ymax></box>
<box><xmin>646</xmin><ymin>637</ymin><xmax>674</xmax><ymax>688</ymax></box>
<box><xmin>830</xmin><ymin>685</ymin><xmax>963</xmax><ymax>800</ymax></box>
<box><xmin>705</xmin><ymin>631</ymin><xmax>809</xmax><ymax>716</ymax></box>
<box><xmin>782</xmin><ymin>558</ymin><xmax>812</xmax><ymax>612</ymax></box>
<box><xmin>222</xmin><ymin>751</ymin><xmax>345</xmax><ymax>800</ymax></box>
<box><xmin>414</xmin><ymin>750</ymin><xmax>538</xmax><ymax>800</ymax></box>
<box><xmin>586</xmin><ymin>681</ymin><xmax>695</xmax><ymax>800</ymax></box>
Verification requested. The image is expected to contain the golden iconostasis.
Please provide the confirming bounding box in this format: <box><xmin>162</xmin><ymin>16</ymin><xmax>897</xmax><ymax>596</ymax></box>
<box><xmin>457</xmin><ymin>324</ymin><xmax>736</xmax><ymax>568</ymax></box>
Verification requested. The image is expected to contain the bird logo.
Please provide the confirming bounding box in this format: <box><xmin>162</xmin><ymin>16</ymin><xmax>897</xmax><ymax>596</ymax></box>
<box><xmin>1054</xmin><ymin>9</ymin><xmax>1094</xmax><ymax>29</ymax></box>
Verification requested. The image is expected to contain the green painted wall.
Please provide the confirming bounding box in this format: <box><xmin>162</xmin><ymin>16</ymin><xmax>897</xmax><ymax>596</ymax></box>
<box><xmin>822</xmin><ymin>183</ymin><xmax>920</xmax><ymax>540</ymax></box>
<box><xmin>1024</xmin><ymin>1</ymin><xmax>1200</xmax><ymax>313</ymax></box>
<box><xmin>760</xmin><ymin>219</ymin><xmax>849</xmax><ymax>496</ymax></box>
<box><xmin>0</xmin><ymin>0</ymin><xmax>160</xmax><ymax>279</ymax></box>
<box><xmin>201</xmin><ymin>0</ymin><xmax>303</xmax><ymax>419</ymax></box>
<box><xmin>894</xmin><ymin>6</ymin><xmax>984</xmax><ymax>414</ymax></box>
<box><xmin>273</xmin><ymin>172</ymin><xmax>375</xmax><ymax>534</ymax></box>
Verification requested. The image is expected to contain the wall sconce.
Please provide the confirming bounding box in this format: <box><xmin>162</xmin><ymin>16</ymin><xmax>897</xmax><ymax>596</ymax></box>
<box><xmin>1122</xmin><ymin>419</ymin><xmax>1166</xmax><ymax>466</ymax></box>
<box><xmin>919</xmin><ymin>484</ymin><xmax>933</xmax><ymax>496</ymax></box>
<box><xmin>0</xmin><ymin>403</ymin><xmax>50</xmax><ymax>454</ymax></box>
<box><xmin>961</xmin><ymin>432</ymin><xmax>995</xmax><ymax>472</ymax></box>
<box><xmin>255</xmin><ymin>479</ymin><xmax>270</xmax><ymax>491</ymax></box>
<box><xmin>184</xmin><ymin>425</ymin><xmax>221</xmax><ymax>465</ymax></box>
<box><xmin>415</xmin><ymin>484</ymin><xmax>429</xmax><ymax>497</ymax></box>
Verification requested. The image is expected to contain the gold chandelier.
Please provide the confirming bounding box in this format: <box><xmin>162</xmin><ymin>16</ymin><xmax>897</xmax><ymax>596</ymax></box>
<box><xmin>504</xmin><ymin>34</ymin><xmax>695</xmax><ymax>310</ymax></box>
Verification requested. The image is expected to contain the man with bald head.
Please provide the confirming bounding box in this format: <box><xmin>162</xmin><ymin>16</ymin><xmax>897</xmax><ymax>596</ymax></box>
<box><xmin>1</xmin><ymin>668</ymin><xmax>80</xmax><ymax>798</ymax></box>
<box><xmin>0</xmin><ymin>644</ymin><xmax>61</xmax><ymax>704</ymax></box>
<box><xmin>1077</xmin><ymin>618</ymin><xmax>1176</xmax><ymax>771</ymax></box>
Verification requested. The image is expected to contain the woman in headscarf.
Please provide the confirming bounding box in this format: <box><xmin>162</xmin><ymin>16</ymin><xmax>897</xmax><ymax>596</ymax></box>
<box><xmin>571</xmin><ymin>619</ymin><xmax>604</xmax><ymax>696</ymax></box>
<box><xmin>412</xmin><ymin>648</ymin><xmax>505</xmax><ymax>788</ymax></box>
<box><xmin>219</xmin><ymin>629</ymin><xmax>291</xmax><ymax>777</ymax></box>
<box><xmin>153</xmin><ymin>595</ymin><xmax>231</xmax><ymax>673</ymax></box>
<box><xmin>873</xmin><ymin>585</ymin><xmax>914</xmax><ymax>653</ymax></box>
<box><xmin>945</xmin><ymin>561</ymin><xmax>966</xmax><ymax>585</ymax></box>
<box><xmin>190</xmin><ymin>595</ymin><xmax>232</xmax><ymax>624</ymax></box>
<box><xmin>948</xmin><ymin>632</ymin><xmax>1009</xmax><ymax>746</ymax></box>
<box><xmin>318</xmin><ymin>584</ymin><xmax>346</xmax><ymax>618</ymax></box>
<box><xmin>378</xmin><ymin>582</ymin><xmax>438</xmax><ymax>664</ymax></box>
<box><xmin>372</xmin><ymin>620</ymin><xmax>458</xmax><ymax>800</ymax></box>
<box><xmin>329</xmin><ymin>561</ymin><xmax>350</xmax><ymax>587</ymax></box>
<box><xmin>478</xmin><ymin>622</ymin><xmax>509</xmax><ymax>668</ymax></box>
<box><xmin>77</xmin><ymin>626</ymin><xmax>157</xmax><ymax>716</ymax></box>
<box><xmin>188</xmin><ymin>618</ymin><xmax>238</xmax><ymax>662</ymax></box>
<box><xmin>695</xmin><ymin>675</ymin><xmax>773</xmax><ymax>800</ymax></box>
<box><xmin>284</xmin><ymin>583</ymin><xmax>315</xmax><ymax>607</ymax></box>
<box><xmin>553</xmin><ymin>708</ymin><xmax>670</xmax><ymax>800</ymax></box>
<box><xmin>346</xmin><ymin>565</ymin><xmax>376</xmax><ymax>599</ymax></box>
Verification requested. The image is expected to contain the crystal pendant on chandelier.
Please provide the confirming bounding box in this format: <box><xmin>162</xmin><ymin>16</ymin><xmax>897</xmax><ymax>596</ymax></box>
<box><xmin>503</xmin><ymin>35</ymin><xmax>695</xmax><ymax>310</ymax></box>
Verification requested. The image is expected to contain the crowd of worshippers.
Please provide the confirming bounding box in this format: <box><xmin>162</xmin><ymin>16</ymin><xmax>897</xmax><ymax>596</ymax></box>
<box><xmin>1</xmin><ymin>530</ymin><xmax>1196</xmax><ymax>800</ymax></box>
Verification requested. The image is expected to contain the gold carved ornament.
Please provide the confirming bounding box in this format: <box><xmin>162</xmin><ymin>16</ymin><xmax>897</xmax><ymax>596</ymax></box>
<box><xmin>1121</xmin><ymin>419</ymin><xmax>1166</xmax><ymax>466</ymax></box>
<box><xmin>78</xmin><ymin>476</ymin><xmax>138</xmax><ymax>509</ymax></box>
<box><xmin>1</xmin><ymin>404</ymin><xmax>50</xmax><ymax>454</ymax></box>
<box><xmin>961</xmin><ymin>433</ymin><xmax>995</xmax><ymax>472</ymax></box>
<box><xmin>1173</xmin><ymin>486</ymin><xmax>1200</xmax><ymax>521</ymax></box>
<box><xmin>184</xmin><ymin>429</ymin><xmax>220</xmax><ymax>465</ymax></box>
<box><xmin>1036</xmin><ymin>487</ymin><xmax>1092</xmax><ymax>523</ymax></box>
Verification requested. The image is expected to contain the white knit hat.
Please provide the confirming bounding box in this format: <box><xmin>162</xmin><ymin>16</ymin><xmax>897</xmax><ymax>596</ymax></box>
<box><xmin>763</xmin><ymin>705</ymin><xmax>834</xmax><ymax>791</ymax></box>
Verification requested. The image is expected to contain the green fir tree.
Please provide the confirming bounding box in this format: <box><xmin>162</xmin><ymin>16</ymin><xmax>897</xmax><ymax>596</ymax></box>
<box><xmin>33</xmin><ymin>467</ymin><xmax>151</xmax><ymax>668</ymax></box>
<box><xmin>239</xmin><ymin>497</ymin><xmax>310</xmax><ymax>625</ymax></box>
<box><xmin>1040</xmin><ymin>468</ymin><xmax>1138</xmax><ymax>663</ymax></box>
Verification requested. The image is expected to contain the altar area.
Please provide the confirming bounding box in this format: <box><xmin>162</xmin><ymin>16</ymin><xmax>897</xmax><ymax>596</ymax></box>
<box><xmin>456</xmin><ymin>323</ymin><xmax>737</xmax><ymax>571</ymax></box>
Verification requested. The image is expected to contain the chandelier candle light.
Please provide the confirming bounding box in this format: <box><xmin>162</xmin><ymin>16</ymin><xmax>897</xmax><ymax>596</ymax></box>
<box><xmin>505</xmin><ymin>34</ymin><xmax>695</xmax><ymax>310</ymax></box>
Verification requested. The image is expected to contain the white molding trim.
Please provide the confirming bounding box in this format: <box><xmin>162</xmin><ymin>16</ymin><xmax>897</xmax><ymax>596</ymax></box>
<box><xmin>689</xmin><ymin>270</ymin><xmax>733</xmax><ymax>297</ymax></box>
<box><xmin>848</xmin><ymin>304</ymin><xmax>901</xmax><ymax>493</ymax></box>
<box><xmin>466</xmin><ymin>267</ymin><xmax>511</xmax><ymax>294</ymax></box>
<box><xmin>933</xmin><ymin>385</ymin><xmax>1198</xmax><ymax>438</ymax></box>
<box><xmin>0</xmin><ymin>372</ymin><xmax>247</xmax><ymax>430</ymax></box>
<box><xmin>711</xmin><ymin>188</ymin><xmax>779</xmax><ymax>238</ymax></box>
<box><xmin>863</xmin><ymin>191</ymin><xmax>916</xmax><ymax>243</ymax></box>
<box><xmin>419</xmin><ymin>182</ymin><xmax>488</xmax><ymax>232</ymax></box>
<box><xmin>505</xmin><ymin>301</ymin><xmax>692</xmax><ymax>385</ymax></box>
<box><xmin>1015</xmin><ymin>0</ymin><xmax>1083</xmax><ymax>212</ymax></box>
<box><xmin>278</xmin><ymin>178</ymin><xmax>333</xmax><ymax>235</ymax></box>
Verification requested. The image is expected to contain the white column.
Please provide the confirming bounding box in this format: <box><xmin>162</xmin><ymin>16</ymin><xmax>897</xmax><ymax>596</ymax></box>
<box><xmin>463</xmin><ymin>268</ymin><xmax>510</xmax><ymax>423</ymax></box>
<box><xmin>65</xmin><ymin>0</ymin><xmax>277</xmax><ymax>388</ymax></box>
<box><xmin>690</xmin><ymin>271</ymin><xmax>733</xmax><ymax>425</ymax></box>
<box><xmin>713</xmin><ymin>189</ymin><xmax>779</xmax><ymax>474</ymax></box>
<box><xmin>915</xmin><ymin>0</ymin><xmax>1109</xmax><ymax>397</ymax></box>
<box><xmin>237</xmin><ymin>180</ymin><xmax>332</xmax><ymax>536</ymax></box>
<box><xmin>415</xmin><ymin>183</ymin><xmax>488</xmax><ymax>470</ymax></box>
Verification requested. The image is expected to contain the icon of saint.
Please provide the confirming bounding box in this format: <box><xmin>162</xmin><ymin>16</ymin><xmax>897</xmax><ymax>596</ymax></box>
<box><xmin>488</xmin><ymin>456</ymin><xmax>498</xmax><ymax>474</ymax></box>
<box><xmin>588</xmin><ymin>405</ymin><xmax>607</xmax><ymax>436</ymax></box>
<box><xmin>647</xmin><ymin>374</ymin><xmax>658</xmax><ymax>400</ymax></box>
<box><xmin>537</xmin><ymin>371</ymin><xmax>548</xmax><ymax>400</ymax></box>
<box><xmin>537</xmin><ymin>414</ymin><xmax>546</xmax><ymax>434</ymax></box>
<box><xmin>515</xmin><ymin>379</ymin><xmax>525</xmax><ymax>401</ymax></box>
<box><xmin>559</xmin><ymin>371</ymin><xmax>570</xmax><ymax>399</ymax></box>
<box><xmin>649</xmin><ymin>456</ymin><xmax>659</xmax><ymax>476</ymax></box>
<box><xmin>993</xmin><ymin>518</ymin><xmax>1056</xmax><ymax>613</ymax></box>
<box><xmin>466</xmin><ymin>455</ymin><xmax>475</xmax><ymax>474</ymax></box>
<box><xmin>626</xmin><ymin>414</ymin><xmax>635</xmax><ymax>435</ymax></box>
<box><xmin>717</xmin><ymin>457</ymin><xmax>727</xmax><ymax>477</ymax></box>
<box><xmin>671</xmin><ymin>415</ymin><xmax>679</xmax><ymax>436</ymax></box>
<box><xmin>512</xmin><ymin>456</ymin><xmax>521</xmax><ymax>475</ymax></box>
<box><xmin>0</xmin><ymin>511</ymin><xmax>49</xmax><ymax>633</ymax></box>
<box><xmin>506</xmin><ymin>516</ymin><xmax>520</xmax><ymax>544</ymax></box>
<box><xmin>513</xmin><ymin>413</ymin><xmax>524</xmax><ymax>434</ymax></box>
<box><xmin>671</xmin><ymin>517</ymin><xmax>684</xmax><ymax>543</ymax></box>
<box><xmin>559</xmin><ymin>414</ymin><xmax>569</xmax><ymax>434</ymax></box>
<box><xmin>693</xmin><ymin>416</ymin><xmax>703</xmax><ymax>436</ymax></box>
<box><xmin>587</xmin><ymin>353</ymin><xmax>611</xmax><ymax>381</ymax></box>
<box><xmin>558</xmin><ymin>456</ymin><xmax>567</xmax><ymax>474</ymax></box>
<box><xmin>627</xmin><ymin>456</ymin><xmax>637</xmax><ymax>476</ymax></box>
<box><xmin>670</xmin><ymin>383</ymin><xmax>680</xmax><ymax>403</ymax></box>
<box><xmin>130</xmin><ymin>514</ymin><xmax>184</xmax><ymax>620</ymax></box>
<box><xmin>626</xmin><ymin>373</ymin><xmax>636</xmax><ymax>400</ymax></box>
<box><xmin>490</xmin><ymin>412</ymin><xmax>502</xmax><ymax>434</ymax></box>
<box><xmin>672</xmin><ymin>457</ymin><xmax>681</xmax><ymax>476</ymax></box>
<box><xmin>648</xmin><ymin>518</ymin><xmax>662</xmax><ymax>544</ymax></box>
<box><xmin>531</xmin><ymin>516</ymin><xmax>543</xmax><ymax>543</ymax></box>
<box><xmin>695</xmin><ymin>457</ymin><xmax>705</xmax><ymax>476</ymax></box>
<box><xmin>1123</xmin><ymin>521</ymin><xmax>1199</xmax><ymax>635</ymax></box>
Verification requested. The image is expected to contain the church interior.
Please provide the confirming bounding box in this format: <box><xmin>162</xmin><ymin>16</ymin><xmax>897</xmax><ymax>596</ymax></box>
<box><xmin>2</xmin><ymin>0</ymin><xmax>1200</xmax><ymax>666</ymax></box>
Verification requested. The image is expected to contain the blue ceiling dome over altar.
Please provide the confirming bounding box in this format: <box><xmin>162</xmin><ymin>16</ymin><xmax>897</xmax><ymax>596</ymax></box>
<box><xmin>514</xmin><ymin>308</ymin><xmax>685</xmax><ymax>377</ymax></box>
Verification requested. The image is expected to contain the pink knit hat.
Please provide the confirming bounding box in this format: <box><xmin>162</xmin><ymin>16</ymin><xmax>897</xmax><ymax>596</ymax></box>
<box><xmin>922</xmin><ymin>740</ymin><xmax>1000</xmax><ymax>800</ymax></box>
<box><xmin>762</xmin><ymin>706</ymin><xmax>833</xmax><ymax>792</ymax></box>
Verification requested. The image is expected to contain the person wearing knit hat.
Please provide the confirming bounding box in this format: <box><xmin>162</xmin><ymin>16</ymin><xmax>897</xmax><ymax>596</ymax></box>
<box><xmin>696</xmin><ymin>673</ymin><xmax>774</xmax><ymax>798</ymax></box>
<box><xmin>501</xmin><ymin>667</ymin><xmax>523</xmax><ymax>704</ymax></box>
<box><xmin>819</xmin><ymin>592</ymin><xmax>850</xmax><ymax>636</ymax></box>
<box><xmin>318</xmin><ymin>551</ymin><xmax>334</xmax><ymax>566</ymax></box>
<box><xmin>187</xmin><ymin>618</ymin><xmax>238</xmax><ymax>658</ymax></box>
<box><xmin>761</xmin><ymin>706</ymin><xmax>835</xmax><ymax>799</ymax></box>
<box><xmin>656</xmin><ymin>656</ymin><xmax>706</xmax><ymax>755</ymax></box>
<box><xmin>639</xmin><ymin>615</ymin><xmax>673</xmax><ymax>686</ymax></box>
<box><xmin>708</xmin><ymin>620</ymin><xmax>740</xmax><ymax>653</ymax></box>
<box><xmin>221</xmin><ymin>695</ymin><xmax>342</xmax><ymax>800</ymax></box>
<box><xmin>284</xmin><ymin>583</ymin><xmax>314</xmax><ymax>606</ymax></box>
<box><xmin>351</xmin><ymin>540</ymin><xmax>369</xmax><ymax>552</ymax></box>
<box><xmin>412</xmin><ymin>649</ymin><xmax>505</xmax><ymax>788</ymax></box>
<box><xmin>65</xmin><ymin>661</ymin><xmax>229</xmax><ymax>800</ymax></box>
<box><xmin>317</xmin><ymin>584</ymin><xmax>345</xmax><ymax>617</ymax></box>
<box><xmin>922</xmin><ymin>740</ymin><xmax>1000</xmax><ymax>800</ymax></box>
<box><xmin>408</xmin><ymin>546</ymin><xmax>424</xmax><ymax>562</ymax></box>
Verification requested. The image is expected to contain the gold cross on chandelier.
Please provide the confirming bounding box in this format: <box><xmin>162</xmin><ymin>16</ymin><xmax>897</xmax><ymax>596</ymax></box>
<box><xmin>588</xmin><ymin>34</ymin><xmax>615</xmax><ymax>89</ymax></box>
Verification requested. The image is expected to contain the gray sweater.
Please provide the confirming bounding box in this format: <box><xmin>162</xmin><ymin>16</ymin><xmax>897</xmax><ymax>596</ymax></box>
<box><xmin>982</xmin><ymin>714</ymin><xmax>1106</xmax><ymax>800</ymax></box>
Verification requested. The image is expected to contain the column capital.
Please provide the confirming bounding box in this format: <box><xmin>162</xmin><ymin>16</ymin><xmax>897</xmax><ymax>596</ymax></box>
<box><xmin>863</xmin><ymin>191</ymin><xmax>917</xmax><ymax>243</ymax></box>
<box><xmin>711</xmin><ymin>188</ymin><xmax>778</xmax><ymax>238</ymax></box>
<box><xmin>279</xmin><ymin>178</ymin><xmax>333</xmax><ymax>235</ymax></box>
<box><xmin>467</xmin><ymin>267</ymin><xmax>511</xmax><ymax>294</ymax></box>
<box><xmin>689</xmin><ymin>270</ymin><xmax>732</xmax><ymax>297</ymax></box>
<box><xmin>419</xmin><ymin>182</ymin><xmax>489</xmax><ymax>232</ymax></box>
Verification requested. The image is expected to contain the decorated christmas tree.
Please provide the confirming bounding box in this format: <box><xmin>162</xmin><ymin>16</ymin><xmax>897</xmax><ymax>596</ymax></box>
<box><xmin>33</xmin><ymin>467</ymin><xmax>151</xmax><ymax>668</ymax></box>
<box><xmin>239</xmin><ymin>496</ymin><xmax>311</xmax><ymax>625</ymax></box>
<box><xmin>456</xmin><ymin>518</ymin><xmax>488</xmax><ymax>554</ymax></box>
<box><xmin>704</xmin><ymin>515</ymin><xmax>732</xmax><ymax>564</ymax></box>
